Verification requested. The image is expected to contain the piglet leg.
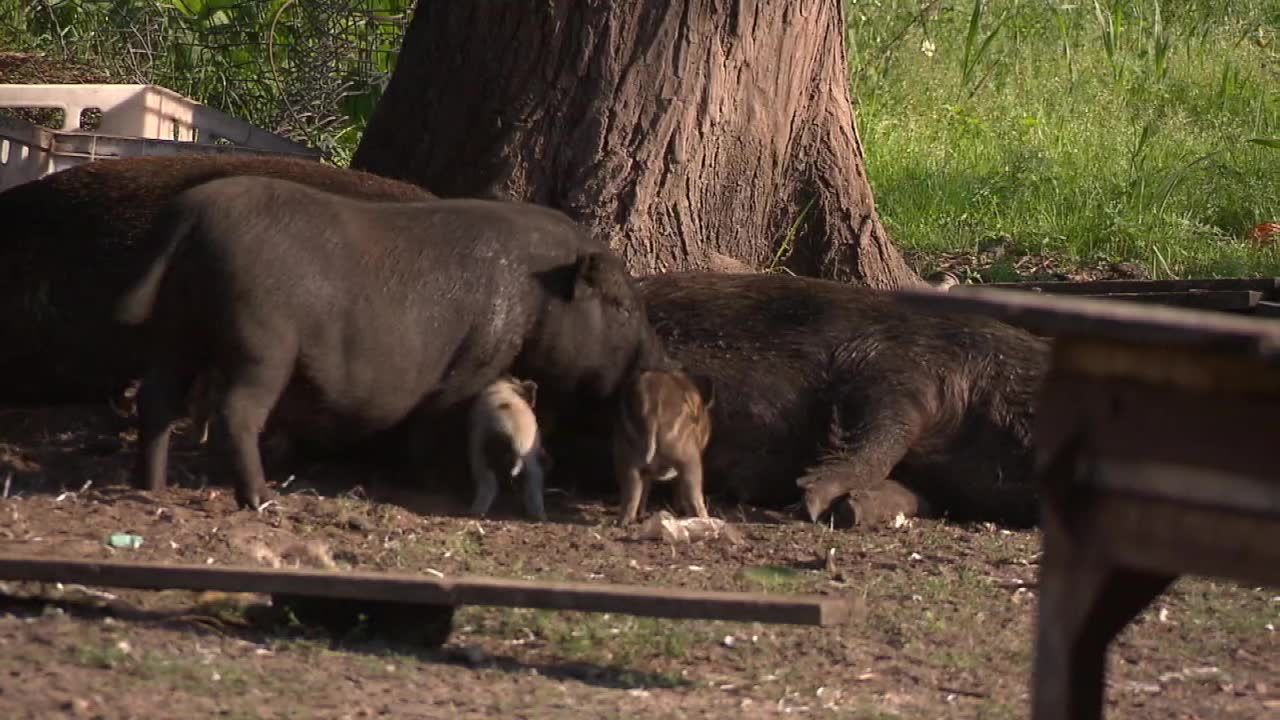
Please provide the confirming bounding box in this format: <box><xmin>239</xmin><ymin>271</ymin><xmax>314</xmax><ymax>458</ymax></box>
<box><xmin>470</xmin><ymin>431</ymin><xmax>510</xmax><ymax>517</ymax></box>
<box><xmin>676</xmin><ymin>459</ymin><xmax>710</xmax><ymax>519</ymax></box>
<box><xmin>520</xmin><ymin>449</ymin><xmax>548</xmax><ymax>522</ymax></box>
<box><xmin>616</xmin><ymin>464</ymin><xmax>647</xmax><ymax>525</ymax></box>
<box><xmin>470</xmin><ymin>467</ymin><xmax>499</xmax><ymax>517</ymax></box>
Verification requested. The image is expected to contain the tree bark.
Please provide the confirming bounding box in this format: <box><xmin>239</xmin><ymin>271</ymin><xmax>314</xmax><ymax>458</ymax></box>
<box><xmin>353</xmin><ymin>0</ymin><xmax>920</xmax><ymax>288</ymax></box>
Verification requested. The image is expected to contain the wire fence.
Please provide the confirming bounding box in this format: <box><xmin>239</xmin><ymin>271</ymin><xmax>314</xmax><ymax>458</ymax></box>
<box><xmin>0</xmin><ymin>0</ymin><xmax>416</xmax><ymax>164</ymax></box>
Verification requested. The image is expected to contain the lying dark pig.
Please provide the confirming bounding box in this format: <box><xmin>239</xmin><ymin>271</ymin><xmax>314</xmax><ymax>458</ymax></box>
<box><xmin>117</xmin><ymin>176</ymin><xmax>667</xmax><ymax>510</ymax></box>
<box><xmin>625</xmin><ymin>272</ymin><xmax>1051</xmax><ymax>527</ymax></box>
<box><xmin>0</xmin><ymin>155</ymin><xmax>434</xmax><ymax>405</ymax></box>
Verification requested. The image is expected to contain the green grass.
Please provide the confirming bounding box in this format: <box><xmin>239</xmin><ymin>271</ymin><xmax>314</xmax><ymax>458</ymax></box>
<box><xmin>850</xmin><ymin>0</ymin><xmax>1280</xmax><ymax>278</ymax></box>
<box><xmin>461</xmin><ymin>605</ymin><xmax>700</xmax><ymax>679</ymax></box>
<box><xmin>739</xmin><ymin>564</ymin><xmax>810</xmax><ymax>593</ymax></box>
<box><xmin>69</xmin><ymin>642</ymin><xmax>254</xmax><ymax>694</ymax></box>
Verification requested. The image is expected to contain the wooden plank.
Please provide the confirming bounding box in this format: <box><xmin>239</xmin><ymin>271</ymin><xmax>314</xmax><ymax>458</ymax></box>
<box><xmin>1089</xmin><ymin>459</ymin><xmax>1280</xmax><ymax>520</ymax></box>
<box><xmin>967</xmin><ymin>277</ymin><xmax>1280</xmax><ymax>297</ymax></box>
<box><xmin>1077</xmin><ymin>290</ymin><xmax>1261</xmax><ymax>311</ymax></box>
<box><xmin>1077</xmin><ymin>492</ymin><xmax>1280</xmax><ymax>588</ymax></box>
<box><xmin>894</xmin><ymin>287</ymin><xmax>1280</xmax><ymax>360</ymax></box>
<box><xmin>1255</xmin><ymin>301</ymin><xmax>1280</xmax><ymax>318</ymax></box>
<box><xmin>1034</xmin><ymin>371</ymin><xmax>1280</xmax><ymax>472</ymax></box>
<box><xmin>0</xmin><ymin>555</ymin><xmax>850</xmax><ymax>627</ymax></box>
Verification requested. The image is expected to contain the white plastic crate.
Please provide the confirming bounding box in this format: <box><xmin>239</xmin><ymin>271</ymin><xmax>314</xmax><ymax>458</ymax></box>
<box><xmin>0</xmin><ymin>84</ymin><xmax>321</xmax><ymax>192</ymax></box>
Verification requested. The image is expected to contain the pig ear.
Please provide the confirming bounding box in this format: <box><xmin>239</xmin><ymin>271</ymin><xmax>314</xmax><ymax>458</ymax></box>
<box><xmin>690</xmin><ymin>373</ymin><xmax>715</xmax><ymax>408</ymax></box>
<box><xmin>537</xmin><ymin>254</ymin><xmax>598</xmax><ymax>302</ymax></box>
<box><xmin>519</xmin><ymin>379</ymin><xmax>538</xmax><ymax>407</ymax></box>
<box><xmin>569</xmin><ymin>252</ymin><xmax>604</xmax><ymax>300</ymax></box>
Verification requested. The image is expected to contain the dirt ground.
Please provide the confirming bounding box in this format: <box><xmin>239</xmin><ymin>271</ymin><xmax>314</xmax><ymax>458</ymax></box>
<box><xmin>0</xmin><ymin>404</ymin><xmax>1275</xmax><ymax>720</ymax></box>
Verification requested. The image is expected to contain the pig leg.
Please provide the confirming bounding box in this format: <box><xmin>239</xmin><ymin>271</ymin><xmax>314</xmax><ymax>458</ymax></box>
<box><xmin>214</xmin><ymin>363</ymin><xmax>289</xmax><ymax>510</ymax></box>
<box><xmin>520</xmin><ymin>451</ymin><xmax>548</xmax><ymax>522</ymax></box>
<box><xmin>675</xmin><ymin>459</ymin><xmax>710</xmax><ymax>519</ymax></box>
<box><xmin>134</xmin><ymin>363</ymin><xmax>192</xmax><ymax>492</ymax></box>
<box><xmin>797</xmin><ymin>383</ymin><xmax>923</xmax><ymax>523</ymax></box>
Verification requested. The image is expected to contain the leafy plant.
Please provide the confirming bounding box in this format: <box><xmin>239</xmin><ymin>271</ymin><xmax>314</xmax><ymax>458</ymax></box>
<box><xmin>0</xmin><ymin>0</ymin><xmax>414</xmax><ymax>164</ymax></box>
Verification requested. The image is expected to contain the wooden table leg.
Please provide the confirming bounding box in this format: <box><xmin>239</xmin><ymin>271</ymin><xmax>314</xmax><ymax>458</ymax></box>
<box><xmin>1031</xmin><ymin>440</ymin><xmax>1175</xmax><ymax>720</ymax></box>
<box><xmin>1032</xmin><ymin>527</ymin><xmax>1174</xmax><ymax>719</ymax></box>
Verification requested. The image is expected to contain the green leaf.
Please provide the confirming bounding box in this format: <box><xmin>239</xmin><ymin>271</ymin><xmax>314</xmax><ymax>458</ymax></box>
<box><xmin>962</xmin><ymin>0</ymin><xmax>985</xmax><ymax>85</ymax></box>
<box><xmin>1247</xmin><ymin>137</ymin><xmax>1280</xmax><ymax>150</ymax></box>
<box><xmin>166</xmin><ymin>0</ymin><xmax>205</xmax><ymax>17</ymax></box>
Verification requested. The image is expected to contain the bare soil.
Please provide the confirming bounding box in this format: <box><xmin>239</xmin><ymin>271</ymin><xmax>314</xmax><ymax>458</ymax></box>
<box><xmin>0</xmin><ymin>404</ymin><xmax>1275</xmax><ymax>719</ymax></box>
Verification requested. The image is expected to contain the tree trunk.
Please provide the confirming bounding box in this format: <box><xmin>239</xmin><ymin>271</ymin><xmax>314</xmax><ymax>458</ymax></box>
<box><xmin>353</xmin><ymin>0</ymin><xmax>920</xmax><ymax>288</ymax></box>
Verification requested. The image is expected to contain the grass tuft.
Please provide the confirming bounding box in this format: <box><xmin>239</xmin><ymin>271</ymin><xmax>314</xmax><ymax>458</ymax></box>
<box><xmin>849</xmin><ymin>0</ymin><xmax>1280</xmax><ymax>278</ymax></box>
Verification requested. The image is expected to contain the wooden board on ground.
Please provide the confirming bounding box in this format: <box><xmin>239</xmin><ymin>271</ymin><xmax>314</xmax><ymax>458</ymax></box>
<box><xmin>962</xmin><ymin>277</ymin><xmax>1280</xmax><ymax>296</ymax></box>
<box><xmin>895</xmin><ymin>286</ymin><xmax>1280</xmax><ymax>361</ymax></box>
<box><xmin>1077</xmin><ymin>290</ymin><xmax>1260</xmax><ymax>311</ymax></box>
<box><xmin>0</xmin><ymin>554</ymin><xmax>850</xmax><ymax>627</ymax></box>
<box><xmin>949</xmin><ymin>277</ymin><xmax>1280</xmax><ymax>316</ymax></box>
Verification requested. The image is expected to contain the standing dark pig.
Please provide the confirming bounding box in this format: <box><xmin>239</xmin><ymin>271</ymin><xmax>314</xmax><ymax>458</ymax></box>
<box><xmin>117</xmin><ymin>176</ymin><xmax>667</xmax><ymax>510</ymax></box>
<box><xmin>622</xmin><ymin>272</ymin><xmax>1050</xmax><ymax>527</ymax></box>
<box><xmin>0</xmin><ymin>155</ymin><xmax>435</xmax><ymax>405</ymax></box>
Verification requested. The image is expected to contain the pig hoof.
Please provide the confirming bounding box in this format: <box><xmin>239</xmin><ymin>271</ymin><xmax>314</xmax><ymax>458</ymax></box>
<box><xmin>236</xmin><ymin>488</ymin><xmax>273</xmax><ymax>511</ymax></box>
<box><xmin>523</xmin><ymin>503</ymin><xmax>547</xmax><ymax>523</ymax></box>
<box><xmin>795</xmin><ymin>479</ymin><xmax>831</xmax><ymax>522</ymax></box>
<box><xmin>802</xmin><ymin>489</ymin><xmax>831</xmax><ymax>524</ymax></box>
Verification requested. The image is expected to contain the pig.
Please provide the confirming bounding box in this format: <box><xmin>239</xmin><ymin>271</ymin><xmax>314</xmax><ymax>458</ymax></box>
<box><xmin>116</xmin><ymin>175</ymin><xmax>668</xmax><ymax>510</ymax></box>
<box><xmin>468</xmin><ymin>377</ymin><xmax>549</xmax><ymax>520</ymax></box>
<box><xmin>564</xmin><ymin>272</ymin><xmax>1049</xmax><ymax>528</ymax></box>
<box><xmin>0</xmin><ymin>155</ymin><xmax>435</xmax><ymax>405</ymax></box>
<box><xmin>612</xmin><ymin>369</ymin><xmax>715</xmax><ymax>524</ymax></box>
